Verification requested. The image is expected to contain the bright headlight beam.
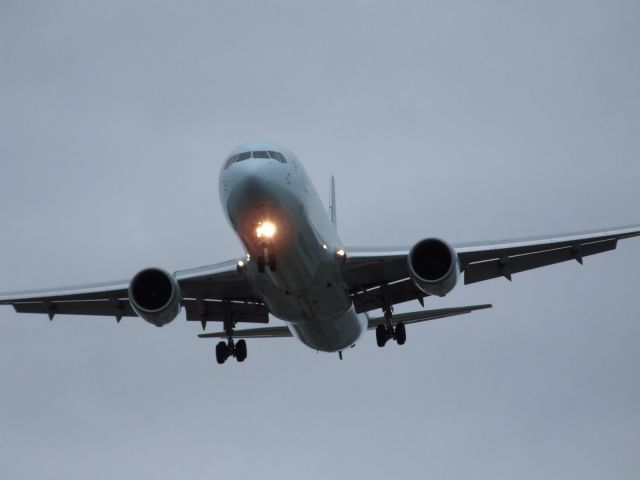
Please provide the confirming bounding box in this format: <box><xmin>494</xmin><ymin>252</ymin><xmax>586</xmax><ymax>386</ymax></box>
<box><xmin>256</xmin><ymin>221</ymin><xmax>277</xmax><ymax>239</ymax></box>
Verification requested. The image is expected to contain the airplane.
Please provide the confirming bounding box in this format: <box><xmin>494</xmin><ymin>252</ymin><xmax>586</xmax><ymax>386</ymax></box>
<box><xmin>1</xmin><ymin>141</ymin><xmax>639</xmax><ymax>364</ymax></box>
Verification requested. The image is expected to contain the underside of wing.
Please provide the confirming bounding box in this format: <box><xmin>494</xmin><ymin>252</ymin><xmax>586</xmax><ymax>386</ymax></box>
<box><xmin>367</xmin><ymin>304</ymin><xmax>492</xmax><ymax>328</ymax></box>
<box><xmin>457</xmin><ymin>224</ymin><xmax>640</xmax><ymax>284</ymax></box>
<box><xmin>0</xmin><ymin>259</ymin><xmax>263</xmax><ymax>326</ymax></box>
<box><xmin>0</xmin><ymin>278</ymin><xmax>132</xmax><ymax>320</ymax></box>
<box><xmin>198</xmin><ymin>325</ymin><xmax>292</xmax><ymax>339</ymax></box>
<box><xmin>344</xmin><ymin>223</ymin><xmax>640</xmax><ymax>314</ymax></box>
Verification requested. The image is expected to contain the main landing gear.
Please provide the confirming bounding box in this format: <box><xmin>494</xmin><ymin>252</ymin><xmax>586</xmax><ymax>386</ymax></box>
<box><xmin>216</xmin><ymin>338</ymin><xmax>247</xmax><ymax>364</ymax></box>
<box><xmin>375</xmin><ymin>322</ymin><xmax>406</xmax><ymax>347</ymax></box>
<box><xmin>215</xmin><ymin>318</ymin><xmax>247</xmax><ymax>365</ymax></box>
<box><xmin>375</xmin><ymin>294</ymin><xmax>407</xmax><ymax>348</ymax></box>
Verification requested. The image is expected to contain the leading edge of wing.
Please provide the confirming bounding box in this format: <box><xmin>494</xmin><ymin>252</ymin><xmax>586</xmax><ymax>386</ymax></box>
<box><xmin>455</xmin><ymin>223</ymin><xmax>640</xmax><ymax>259</ymax></box>
<box><xmin>347</xmin><ymin>223</ymin><xmax>640</xmax><ymax>259</ymax></box>
<box><xmin>367</xmin><ymin>304</ymin><xmax>492</xmax><ymax>329</ymax></box>
<box><xmin>0</xmin><ymin>279</ymin><xmax>130</xmax><ymax>304</ymax></box>
<box><xmin>0</xmin><ymin>258</ymin><xmax>254</xmax><ymax>305</ymax></box>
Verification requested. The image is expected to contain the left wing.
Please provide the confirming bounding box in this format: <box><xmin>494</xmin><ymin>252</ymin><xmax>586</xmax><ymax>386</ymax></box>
<box><xmin>344</xmin><ymin>224</ymin><xmax>640</xmax><ymax>313</ymax></box>
<box><xmin>0</xmin><ymin>259</ymin><xmax>265</xmax><ymax>326</ymax></box>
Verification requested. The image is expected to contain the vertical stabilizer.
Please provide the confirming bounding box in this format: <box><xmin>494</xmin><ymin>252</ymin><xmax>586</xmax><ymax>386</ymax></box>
<box><xmin>329</xmin><ymin>176</ymin><xmax>337</xmax><ymax>227</ymax></box>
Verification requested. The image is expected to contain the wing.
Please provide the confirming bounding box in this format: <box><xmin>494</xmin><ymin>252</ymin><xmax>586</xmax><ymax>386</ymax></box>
<box><xmin>456</xmin><ymin>224</ymin><xmax>640</xmax><ymax>284</ymax></box>
<box><xmin>345</xmin><ymin>224</ymin><xmax>640</xmax><ymax>313</ymax></box>
<box><xmin>198</xmin><ymin>325</ymin><xmax>293</xmax><ymax>339</ymax></box>
<box><xmin>366</xmin><ymin>304</ymin><xmax>492</xmax><ymax>328</ymax></box>
<box><xmin>0</xmin><ymin>259</ymin><xmax>264</xmax><ymax>326</ymax></box>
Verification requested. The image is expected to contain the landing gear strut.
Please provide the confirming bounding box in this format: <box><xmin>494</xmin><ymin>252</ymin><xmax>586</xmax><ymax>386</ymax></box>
<box><xmin>215</xmin><ymin>311</ymin><xmax>248</xmax><ymax>364</ymax></box>
<box><xmin>257</xmin><ymin>245</ymin><xmax>277</xmax><ymax>273</ymax></box>
<box><xmin>375</xmin><ymin>286</ymin><xmax>407</xmax><ymax>347</ymax></box>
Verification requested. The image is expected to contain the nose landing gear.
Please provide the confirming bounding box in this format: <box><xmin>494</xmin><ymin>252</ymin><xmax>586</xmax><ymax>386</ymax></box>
<box><xmin>257</xmin><ymin>245</ymin><xmax>277</xmax><ymax>273</ymax></box>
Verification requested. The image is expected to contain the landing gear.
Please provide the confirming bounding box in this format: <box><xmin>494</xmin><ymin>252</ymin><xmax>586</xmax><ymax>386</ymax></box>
<box><xmin>376</xmin><ymin>325</ymin><xmax>389</xmax><ymax>347</ymax></box>
<box><xmin>236</xmin><ymin>339</ymin><xmax>247</xmax><ymax>362</ymax></box>
<box><xmin>215</xmin><ymin>311</ymin><xmax>249</xmax><ymax>365</ymax></box>
<box><xmin>215</xmin><ymin>339</ymin><xmax>248</xmax><ymax>364</ymax></box>
<box><xmin>375</xmin><ymin>285</ymin><xmax>407</xmax><ymax>348</ymax></box>
<box><xmin>215</xmin><ymin>341</ymin><xmax>229</xmax><ymax>364</ymax></box>
<box><xmin>395</xmin><ymin>322</ymin><xmax>406</xmax><ymax>345</ymax></box>
<box><xmin>257</xmin><ymin>245</ymin><xmax>277</xmax><ymax>273</ymax></box>
<box><xmin>375</xmin><ymin>322</ymin><xmax>407</xmax><ymax>348</ymax></box>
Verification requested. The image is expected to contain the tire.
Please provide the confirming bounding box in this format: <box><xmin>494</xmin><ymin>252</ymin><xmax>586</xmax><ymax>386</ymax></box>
<box><xmin>215</xmin><ymin>341</ymin><xmax>227</xmax><ymax>364</ymax></box>
<box><xmin>395</xmin><ymin>323</ymin><xmax>406</xmax><ymax>345</ymax></box>
<box><xmin>376</xmin><ymin>325</ymin><xmax>387</xmax><ymax>348</ymax></box>
<box><xmin>236</xmin><ymin>339</ymin><xmax>247</xmax><ymax>362</ymax></box>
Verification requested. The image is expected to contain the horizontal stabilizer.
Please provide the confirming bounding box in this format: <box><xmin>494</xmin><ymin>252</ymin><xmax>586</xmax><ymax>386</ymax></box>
<box><xmin>367</xmin><ymin>304</ymin><xmax>492</xmax><ymax>329</ymax></box>
<box><xmin>198</xmin><ymin>325</ymin><xmax>292</xmax><ymax>339</ymax></box>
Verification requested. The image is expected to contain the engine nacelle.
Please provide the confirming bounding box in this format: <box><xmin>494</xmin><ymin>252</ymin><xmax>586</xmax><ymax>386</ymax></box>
<box><xmin>128</xmin><ymin>268</ymin><xmax>182</xmax><ymax>327</ymax></box>
<box><xmin>408</xmin><ymin>238</ymin><xmax>459</xmax><ymax>297</ymax></box>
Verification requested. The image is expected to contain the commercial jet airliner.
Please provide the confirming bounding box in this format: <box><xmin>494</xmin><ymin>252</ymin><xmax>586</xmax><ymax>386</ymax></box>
<box><xmin>2</xmin><ymin>141</ymin><xmax>639</xmax><ymax>364</ymax></box>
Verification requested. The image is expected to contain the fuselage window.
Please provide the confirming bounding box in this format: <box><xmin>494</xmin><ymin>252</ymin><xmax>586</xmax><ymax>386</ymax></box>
<box><xmin>252</xmin><ymin>151</ymin><xmax>270</xmax><ymax>159</ymax></box>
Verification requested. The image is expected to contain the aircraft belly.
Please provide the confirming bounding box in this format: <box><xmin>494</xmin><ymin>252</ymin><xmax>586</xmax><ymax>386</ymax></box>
<box><xmin>286</xmin><ymin>307</ymin><xmax>367</xmax><ymax>352</ymax></box>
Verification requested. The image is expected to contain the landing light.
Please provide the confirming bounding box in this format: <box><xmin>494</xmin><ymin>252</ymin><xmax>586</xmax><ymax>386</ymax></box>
<box><xmin>256</xmin><ymin>221</ymin><xmax>277</xmax><ymax>239</ymax></box>
<box><xmin>336</xmin><ymin>249</ymin><xmax>346</xmax><ymax>257</ymax></box>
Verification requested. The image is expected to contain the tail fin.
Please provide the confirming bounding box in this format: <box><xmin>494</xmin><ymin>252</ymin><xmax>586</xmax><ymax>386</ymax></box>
<box><xmin>329</xmin><ymin>176</ymin><xmax>337</xmax><ymax>227</ymax></box>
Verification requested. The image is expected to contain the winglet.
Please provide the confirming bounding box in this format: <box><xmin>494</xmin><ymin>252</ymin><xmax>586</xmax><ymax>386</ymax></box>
<box><xmin>329</xmin><ymin>176</ymin><xmax>337</xmax><ymax>227</ymax></box>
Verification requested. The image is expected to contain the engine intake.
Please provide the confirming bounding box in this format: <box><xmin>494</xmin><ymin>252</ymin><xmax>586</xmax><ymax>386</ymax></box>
<box><xmin>128</xmin><ymin>268</ymin><xmax>181</xmax><ymax>326</ymax></box>
<box><xmin>408</xmin><ymin>238</ymin><xmax>459</xmax><ymax>297</ymax></box>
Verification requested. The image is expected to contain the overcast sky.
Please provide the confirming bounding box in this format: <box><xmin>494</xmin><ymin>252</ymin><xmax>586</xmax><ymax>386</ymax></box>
<box><xmin>1</xmin><ymin>1</ymin><xmax>639</xmax><ymax>479</ymax></box>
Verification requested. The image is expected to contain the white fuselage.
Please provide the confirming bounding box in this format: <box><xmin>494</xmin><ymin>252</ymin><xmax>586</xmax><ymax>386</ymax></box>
<box><xmin>219</xmin><ymin>142</ymin><xmax>367</xmax><ymax>352</ymax></box>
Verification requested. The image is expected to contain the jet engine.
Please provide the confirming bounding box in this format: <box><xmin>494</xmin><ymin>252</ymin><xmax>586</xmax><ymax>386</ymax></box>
<box><xmin>408</xmin><ymin>238</ymin><xmax>459</xmax><ymax>297</ymax></box>
<box><xmin>128</xmin><ymin>268</ymin><xmax>182</xmax><ymax>326</ymax></box>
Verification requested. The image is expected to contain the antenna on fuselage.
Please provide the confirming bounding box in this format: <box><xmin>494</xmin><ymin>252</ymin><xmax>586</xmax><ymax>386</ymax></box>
<box><xmin>329</xmin><ymin>175</ymin><xmax>337</xmax><ymax>228</ymax></box>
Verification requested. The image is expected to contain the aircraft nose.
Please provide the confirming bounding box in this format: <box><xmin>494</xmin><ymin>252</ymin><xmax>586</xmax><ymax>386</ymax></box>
<box><xmin>222</xmin><ymin>158</ymin><xmax>277</xmax><ymax>212</ymax></box>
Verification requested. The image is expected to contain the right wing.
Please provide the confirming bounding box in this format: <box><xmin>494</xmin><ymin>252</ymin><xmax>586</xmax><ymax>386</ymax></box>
<box><xmin>0</xmin><ymin>259</ymin><xmax>266</xmax><ymax>327</ymax></box>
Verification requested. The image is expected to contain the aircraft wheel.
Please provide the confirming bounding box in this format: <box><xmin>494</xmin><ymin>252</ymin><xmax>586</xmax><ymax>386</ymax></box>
<box><xmin>257</xmin><ymin>255</ymin><xmax>266</xmax><ymax>273</ymax></box>
<box><xmin>395</xmin><ymin>322</ymin><xmax>406</xmax><ymax>345</ymax></box>
<box><xmin>376</xmin><ymin>325</ymin><xmax>387</xmax><ymax>347</ymax></box>
<box><xmin>215</xmin><ymin>341</ymin><xmax>228</xmax><ymax>364</ymax></box>
<box><xmin>236</xmin><ymin>339</ymin><xmax>247</xmax><ymax>362</ymax></box>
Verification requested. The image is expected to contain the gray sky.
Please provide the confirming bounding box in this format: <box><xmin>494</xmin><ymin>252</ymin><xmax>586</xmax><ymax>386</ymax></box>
<box><xmin>1</xmin><ymin>1</ymin><xmax>639</xmax><ymax>478</ymax></box>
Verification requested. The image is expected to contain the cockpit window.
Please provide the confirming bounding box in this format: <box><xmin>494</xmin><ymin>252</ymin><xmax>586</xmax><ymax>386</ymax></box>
<box><xmin>224</xmin><ymin>150</ymin><xmax>287</xmax><ymax>169</ymax></box>
<box><xmin>268</xmin><ymin>151</ymin><xmax>287</xmax><ymax>163</ymax></box>
<box><xmin>224</xmin><ymin>154</ymin><xmax>238</xmax><ymax>169</ymax></box>
<box><xmin>237</xmin><ymin>151</ymin><xmax>252</xmax><ymax>162</ymax></box>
